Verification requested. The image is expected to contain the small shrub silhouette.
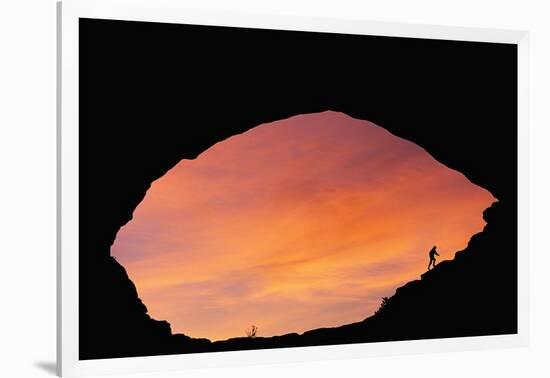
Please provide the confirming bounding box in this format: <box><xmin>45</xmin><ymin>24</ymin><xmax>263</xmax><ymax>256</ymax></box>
<box><xmin>375</xmin><ymin>297</ymin><xmax>391</xmax><ymax>315</ymax></box>
<box><xmin>245</xmin><ymin>325</ymin><xmax>258</xmax><ymax>338</ymax></box>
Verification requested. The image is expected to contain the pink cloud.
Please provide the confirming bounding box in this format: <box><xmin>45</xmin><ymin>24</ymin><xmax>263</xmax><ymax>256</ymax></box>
<box><xmin>112</xmin><ymin>111</ymin><xmax>495</xmax><ymax>341</ymax></box>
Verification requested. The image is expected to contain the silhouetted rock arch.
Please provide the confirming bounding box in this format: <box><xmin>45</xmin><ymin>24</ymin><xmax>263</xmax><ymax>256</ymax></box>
<box><xmin>79</xmin><ymin>18</ymin><xmax>517</xmax><ymax>359</ymax></box>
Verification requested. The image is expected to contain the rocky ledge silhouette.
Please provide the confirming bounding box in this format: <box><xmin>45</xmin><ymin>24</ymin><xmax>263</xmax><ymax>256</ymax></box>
<box><xmin>81</xmin><ymin>201</ymin><xmax>516</xmax><ymax>358</ymax></box>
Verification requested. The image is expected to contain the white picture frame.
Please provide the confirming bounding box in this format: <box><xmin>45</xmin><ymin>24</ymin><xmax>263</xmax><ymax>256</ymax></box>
<box><xmin>58</xmin><ymin>0</ymin><xmax>529</xmax><ymax>376</ymax></box>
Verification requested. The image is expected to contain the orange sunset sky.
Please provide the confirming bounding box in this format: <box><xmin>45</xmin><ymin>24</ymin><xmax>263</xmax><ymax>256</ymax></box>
<box><xmin>112</xmin><ymin>111</ymin><xmax>495</xmax><ymax>341</ymax></box>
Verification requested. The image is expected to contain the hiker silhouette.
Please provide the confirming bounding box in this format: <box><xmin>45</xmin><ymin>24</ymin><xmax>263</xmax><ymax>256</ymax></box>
<box><xmin>427</xmin><ymin>246</ymin><xmax>439</xmax><ymax>270</ymax></box>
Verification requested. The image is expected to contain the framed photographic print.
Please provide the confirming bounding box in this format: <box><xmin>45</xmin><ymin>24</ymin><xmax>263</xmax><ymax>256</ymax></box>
<box><xmin>58</xmin><ymin>0</ymin><xmax>529</xmax><ymax>376</ymax></box>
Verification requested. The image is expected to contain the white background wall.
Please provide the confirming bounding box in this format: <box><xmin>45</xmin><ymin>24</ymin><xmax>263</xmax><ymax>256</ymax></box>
<box><xmin>0</xmin><ymin>0</ymin><xmax>549</xmax><ymax>377</ymax></box>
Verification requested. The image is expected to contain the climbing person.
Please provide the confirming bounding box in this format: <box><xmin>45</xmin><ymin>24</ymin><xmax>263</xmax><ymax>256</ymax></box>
<box><xmin>427</xmin><ymin>246</ymin><xmax>439</xmax><ymax>270</ymax></box>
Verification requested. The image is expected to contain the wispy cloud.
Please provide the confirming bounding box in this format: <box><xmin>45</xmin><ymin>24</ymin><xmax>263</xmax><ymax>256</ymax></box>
<box><xmin>112</xmin><ymin>111</ymin><xmax>495</xmax><ymax>341</ymax></box>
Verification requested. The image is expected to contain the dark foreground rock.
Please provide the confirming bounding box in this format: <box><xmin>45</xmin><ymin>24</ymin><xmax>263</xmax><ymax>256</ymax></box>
<box><xmin>78</xmin><ymin>18</ymin><xmax>517</xmax><ymax>359</ymax></box>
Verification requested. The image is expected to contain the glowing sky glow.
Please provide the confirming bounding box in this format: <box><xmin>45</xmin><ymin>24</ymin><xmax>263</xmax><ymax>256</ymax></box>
<box><xmin>112</xmin><ymin>111</ymin><xmax>495</xmax><ymax>341</ymax></box>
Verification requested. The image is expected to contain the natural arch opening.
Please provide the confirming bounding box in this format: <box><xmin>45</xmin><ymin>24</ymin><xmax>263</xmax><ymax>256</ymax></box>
<box><xmin>112</xmin><ymin>111</ymin><xmax>495</xmax><ymax>341</ymax></box>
